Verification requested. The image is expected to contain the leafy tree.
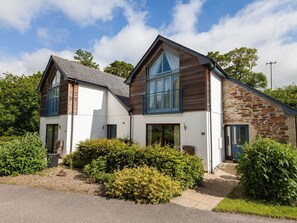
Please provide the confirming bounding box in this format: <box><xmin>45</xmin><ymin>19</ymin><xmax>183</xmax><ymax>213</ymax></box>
<box><xmin>207</xmin><ymin>47</ymin><xmax>267</xmax><ymax>89</ymax></box>
<box><xmin>104</xmin><ymin>60</ymin><xmax>134</xmax><ymax>78</ymax></box>
<box><xmin>74</xmin><ymin>49</ymin><xmax>100</xmax><ymax>69</ymax></box>
<box><xmin>0</xmin><ymin>72</ymin><xmax>42</xmax><ymax>136</ymax></box>
<box><xmin>264</xmin><ymin>84</ymin><xmax>297</xmax><ymax>110</ymax></box>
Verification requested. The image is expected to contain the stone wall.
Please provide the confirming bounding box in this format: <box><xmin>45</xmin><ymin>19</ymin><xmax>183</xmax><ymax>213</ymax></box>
<box><xmin>223</xmin><ymin>79</ymin><xmax>296</xmax><ymax>145</ymax></box>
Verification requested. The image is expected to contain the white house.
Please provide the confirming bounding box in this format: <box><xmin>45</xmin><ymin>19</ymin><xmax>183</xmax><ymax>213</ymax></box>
<box><xmin>39</xmin><ymin>36</ymin><xmax>297</xmax><ymax>172</ymax></box>
<box><xmin>38</xmin><ymin>56</ymin><xmax>130</xmax><ymax>155</ymax></box>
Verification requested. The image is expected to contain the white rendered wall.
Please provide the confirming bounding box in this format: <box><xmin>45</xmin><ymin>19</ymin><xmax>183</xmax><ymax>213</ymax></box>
<box><xmin>210</xmin><ymin>72</ymin><xmax>224</xmax><ymax>169</ymax></box>
<box><xmin>39</xmin><ymin>115</ymin><xmax>69</xmax><ymax>155</ymax></box>
<box><xmin>107</xmin><ymin>91</ymin><xmax>130</xmax><ymax>139</ymax></box>
<box><xmin>71</xmin><ymin>83</ymin><xmax>107</xmax><ymax>152</ymax></box>
<box><xmin>132</xmin><ymin>112</ymin><xmax>210</xmax><ymax>170</ymax></box>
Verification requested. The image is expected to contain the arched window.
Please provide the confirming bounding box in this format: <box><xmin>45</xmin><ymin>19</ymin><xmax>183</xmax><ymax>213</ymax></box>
<box><xmin>146</xmin><ymin>51</ymin><xmax>180</xmax><ymax>113</ymax></box>
<box><xmin>47</xmin><ymin>70</ymin><xmax>60</xmax><ymax>116</ymax></box>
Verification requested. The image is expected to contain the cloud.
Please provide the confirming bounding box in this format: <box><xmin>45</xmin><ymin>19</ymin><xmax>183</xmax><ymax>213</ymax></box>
<box><xmin>0</xmin><ymin>0</ymin><xmax>44</xmax><ymax>32</ymax></box>
<box><xmin>166</xmin><ymin>0</ymin><xmax>204</xmax><ymax>34</ymax></box>
<box><xmin>0</xmin><ymin>49</ymin><xmax>73</xmax><ymax>76</ymax></box>
<box><xmin>0</xmin><ymin>0</ymin><xmax>143</xmax><ymax>32</ymax></box>
<box><xmin>1</xmin><ymin>0</ymin><xmax>297</xmax><ymax>87</ymax></box>
<box><xmin>164</xmin><ymin>0</ymin><xmax>297</xmax><ymax>86</ymax></box>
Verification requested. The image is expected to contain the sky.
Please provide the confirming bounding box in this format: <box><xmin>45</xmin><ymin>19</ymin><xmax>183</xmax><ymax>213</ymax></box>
<box><xmin>0</xmin><ymin>0</ymin><xmax>297</xmax><ymax>87</ymax></box>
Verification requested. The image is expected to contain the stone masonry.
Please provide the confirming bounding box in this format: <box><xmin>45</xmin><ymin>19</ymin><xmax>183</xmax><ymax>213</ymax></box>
<box><xmin>223</xmin><ymin>79</ymin><xmax>296</xmax><ymax>146</ymax></box>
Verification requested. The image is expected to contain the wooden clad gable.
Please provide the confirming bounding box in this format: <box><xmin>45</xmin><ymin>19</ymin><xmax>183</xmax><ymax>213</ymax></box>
<box><xmin>40</xmin><ymin>62</ymin><xmax>78</xmax><ymax>117</ymax></box>
<box><xmin>129</xmin><ymin>42</ymin><xmax>210</xmax><ymax>115</ymax></box>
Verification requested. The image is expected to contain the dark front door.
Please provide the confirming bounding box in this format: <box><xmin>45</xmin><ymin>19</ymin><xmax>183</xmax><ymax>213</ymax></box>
<box><xmin>225</xmin><ymin>125</ymin><xmax>249</xmax><ymax>160</ymax></box>
<box><xmin>46</xmin><ymin>124</ymin><xmax>58</xmax><ymax>153</ymax></box>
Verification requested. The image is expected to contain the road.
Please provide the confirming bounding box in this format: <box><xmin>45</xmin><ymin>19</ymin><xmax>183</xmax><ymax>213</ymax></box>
<box><xmin>0</xmin><ymin>184</ymin><xmax>294</xmax><ymax>223</ymax></box>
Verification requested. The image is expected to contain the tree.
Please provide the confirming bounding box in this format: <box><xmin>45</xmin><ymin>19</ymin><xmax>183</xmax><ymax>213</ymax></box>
<box><xmin>264</xmin><ymin>84</ymin><xmax>297</xmax><ymax>110</ymax></box>
<box><xmin>74</xmin><ymin>49</ymin><xmax>99</xmax><ymax>69</ymax></box>
<box><xmin>0</xmin><ymin>72</ymin><xmax>42</xmax><ymax>136</ymax></box>
<box><xmin>104</xmin><ymin>60</ymin><xmax>134</xmax><ymax>78</ymax></box>
<box><xmin>207</xmin><ymin>47</ymin><xmax>267</xmax><ymax>89</ymax></box>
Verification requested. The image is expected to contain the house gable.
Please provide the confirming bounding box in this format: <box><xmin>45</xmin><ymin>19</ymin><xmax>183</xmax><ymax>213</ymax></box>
<box><xmin>223</xmin><ymin>78</ymin><xmax>297</xmax><ymax>145</ymax></box>
<box><xmin>127</xmin><ymin>35</ymin><xmax>214</xmax><ymax>115</ymax></box>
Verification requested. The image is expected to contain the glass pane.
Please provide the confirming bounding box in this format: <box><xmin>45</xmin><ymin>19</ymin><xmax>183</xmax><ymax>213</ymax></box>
<box><xmin>149</xmin><ymin>81</ymin><xmax>155</xmax><ymax>93</ymax></box>
<box><xmin>174</xmin><ymin>125</ymin><xmax>180</xmax><ymax>147</ymax></box>
<box><xmin>173</xmin><ymin>76</ymin><xmax>179</xmax><ymax>89</ymax></box>
<box><xmin>162</xmin><ymin>53</ymin><xmax>171</xmax><ymax>72</ymax></box>
<box><xmin>147</xmin><ymin>125</ymin><xmax>162</xmax><ymax>145</ymax></box>
<box><xmin>156</xmin><ymin>79</ymin><xmax>163</xmax><ymax>92</ymax></box>
<box><xmin>149</xmin><ymin>95</ymin><xmax>154</xmax><ymax>111</ymax></box>
<box><xmin>46</xmin><ymin>124</ymin><xmax>58</xmax><ymax>153</ymax></box>
<box><xmin>156</xmin><ymin>93</ymin><xmax>162</xmax><ymax>110</ymax></box>
<box><xmin>46</xmin><ymin>125</ymin><xmax>53</xmax><ymax>152</ymax></box>
<box><xmin>225</xmin><ymin>126</ymin><xmax>232</xmax><ymax>157</ymax></box>
<box><xmin>164</xmin><ymin>125</ymin><xmax>180</xmax><ymax>147</ymax></box>
<box><xmin>240</xmin><ymin>127</ymin><xmax>246</xmax><ymax>145</ymax></box>
<box><xmin>164</xmin><ymin>78</ymin><xmax>170</xmax><ymax>109</ymax></box>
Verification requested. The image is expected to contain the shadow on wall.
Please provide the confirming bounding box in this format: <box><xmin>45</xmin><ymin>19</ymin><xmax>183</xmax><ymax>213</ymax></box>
<box><xmin>90</xmin><ymin>109</ymin><xmax>106</xmax><ymax>139</ymax></box>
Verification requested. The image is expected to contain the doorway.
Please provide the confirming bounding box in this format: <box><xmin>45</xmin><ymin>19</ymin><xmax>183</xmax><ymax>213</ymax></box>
<box><xmin>225</xmin><ymin>125</ymin><xmax>249</xmax><ymax>160</ymax></box>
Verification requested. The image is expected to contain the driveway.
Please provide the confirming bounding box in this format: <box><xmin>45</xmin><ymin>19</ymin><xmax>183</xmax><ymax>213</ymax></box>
<box><xmin>0</xmin><ymin>184</ymin><xmax>294</xmax><ymax>223</ymax></box>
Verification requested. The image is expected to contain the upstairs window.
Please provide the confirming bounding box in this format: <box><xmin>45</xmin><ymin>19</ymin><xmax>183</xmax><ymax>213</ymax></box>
<box><xmin>145</xmin><ymin>51</ymin><xmax>181</xmax><ymax>114</ymax></box>
<box><xmin>148</xmin><ymin>51</ymin><xmax>179</xmax><ymax>77</ymax></box>
<box><xmin>47</xmin><ymin>70</ymin><xmax>60</xmax><ymax>116</ymax></box>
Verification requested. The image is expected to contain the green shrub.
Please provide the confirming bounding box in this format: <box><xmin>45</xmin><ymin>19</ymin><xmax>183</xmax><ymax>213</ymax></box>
<box><xmin>0</xmin><ymin>133</ymin><xmax>47</xmax><ymax>176</ymax></box>
<box><xmin>63</xmin><ymin>138</ymin><xmax>134</xmax><ymax>169</ymax></box>
<box><xmin>0</xmin><ymin>136</ymin><xmax>22</xmax><ymax>146</ymax></box>
<box><xmin>83</xmin><ymin>157</ymin><xmax>114</xmax><ymax>183</ymax></box>
<box><xmin>64</xmin><ymin>139</ymin><xmax>204</xmax><ymax>189</ymax></box>
<box><xmin>144</xmin><ymin>144</ymin><xmax>203</xmax><ymax>188</ymax></box>
<box><xmin>237</xmin><ymin>138</ymin><xmax>297</xmax><ymax>205</ymax></box>
<box><xmin>106</xmin><ymin>166</ymin><xmax>182</xmax><ymax>204</ymax></box>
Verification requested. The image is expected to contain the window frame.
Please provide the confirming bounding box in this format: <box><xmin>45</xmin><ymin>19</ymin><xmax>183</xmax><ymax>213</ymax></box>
<box><xmin>107</xmin><ymin>124</ymin><xmax>117</xmax><ymax>139</ymax></box>
<box><xmin>146</xmin><ymin>123</ymin><xmax>180</xmax><ymax>148</ymax></box>
<box><xmin>146</xmin><ymin>51</ymin><xmax>180</xmax><ymax>114</ymax></box>
<box><xmin>47</xmin><ymin>70</ymin><xmax>61</xmax><ymax>116</ymax></box>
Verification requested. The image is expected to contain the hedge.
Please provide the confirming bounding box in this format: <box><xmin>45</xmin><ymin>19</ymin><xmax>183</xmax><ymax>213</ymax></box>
<box><xmin>237</xmin><ymin>138</ymin><xmax>297</xmax><ymax>205</ymax></box>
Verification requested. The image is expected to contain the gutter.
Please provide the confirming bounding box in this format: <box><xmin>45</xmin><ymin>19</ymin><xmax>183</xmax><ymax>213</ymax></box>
<box><xmin>208</xmin><ymin>62</ymin><xmax>216</xmax><ymax>173</ymax></box>
<box><xmin>69</xmin><ymin>79</ymin><xmax>76</xmax><ymax>153</ymax></box>
<box><xmin>129</xmin><ymin>110</ymin><xmax>132</xmax><ymax>142</ymax></box>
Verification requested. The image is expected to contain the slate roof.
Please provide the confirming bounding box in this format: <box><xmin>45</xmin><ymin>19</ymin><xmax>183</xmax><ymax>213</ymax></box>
<box><xmin>39</xmin><ymin>55</ymin><xmax>130</xmax><ymax>110</ymax></box>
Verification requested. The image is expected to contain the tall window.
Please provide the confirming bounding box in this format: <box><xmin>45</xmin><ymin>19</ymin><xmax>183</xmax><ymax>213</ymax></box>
<box><xmin>46</xmin><ymin>124</ymin><xmax>58</xmax><ymax>153</ymax></box>
<box><xmin>47</xmin><ymin>70</ymin><xmax>60</xmax><ymax>116</ymax></box>
<box><xmin>107</xmin><ymin>124</ymin><xmax>117</xmax><ymax>139</ymax></box>
<box><xmin>146</xmin><ymin>51</ymin><xmax>180</xmax><ymax>113</ymax></box>
<box><xmin>147</xmin><ymin>124</ymin><xmax>180</xmax><ymax>148</ymax></box>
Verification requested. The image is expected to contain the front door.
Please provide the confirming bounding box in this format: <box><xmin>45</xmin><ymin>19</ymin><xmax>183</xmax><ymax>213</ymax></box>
<box><xmin>225</xmin><ymin>125</ymin><xmax>248</xmax><ymax>160</ymax></box>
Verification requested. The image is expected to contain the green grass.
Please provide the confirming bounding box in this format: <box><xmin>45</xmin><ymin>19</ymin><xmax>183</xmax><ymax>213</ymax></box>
<box><xmin>214</xmin><ymin>187</ymin><xmax>297</xmax><ymax>220</ymax></box>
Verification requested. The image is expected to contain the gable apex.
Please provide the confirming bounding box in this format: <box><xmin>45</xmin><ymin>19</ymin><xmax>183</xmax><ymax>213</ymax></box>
<box><xmin>125</xmin><ymin>35</ymin><xmax>214</xmax><ymax>85</ymax></box>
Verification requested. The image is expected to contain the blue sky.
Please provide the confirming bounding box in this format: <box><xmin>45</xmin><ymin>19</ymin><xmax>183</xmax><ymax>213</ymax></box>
<box><xmin>0</xmin><ymin>0</ymin><xmax>296</xmax><ymax>87</ymax></box>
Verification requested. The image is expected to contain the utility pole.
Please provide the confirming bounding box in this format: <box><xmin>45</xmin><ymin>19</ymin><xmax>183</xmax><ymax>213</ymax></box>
<box><xmin>266</xmin><ymin>61</ymin><xmax>276</xmax><ymax>89</ymax></box>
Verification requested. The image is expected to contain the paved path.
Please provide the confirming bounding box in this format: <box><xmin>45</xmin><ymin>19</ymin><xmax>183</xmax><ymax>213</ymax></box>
<box><xmin>0</xmin><ymin>184</ymin><xmax>294</xmax><ymax>223</ymax></box>
<box><xmin>172</xmin><ymin>163</ymin><xmax>238</xmax><ymax>210</ymax></box>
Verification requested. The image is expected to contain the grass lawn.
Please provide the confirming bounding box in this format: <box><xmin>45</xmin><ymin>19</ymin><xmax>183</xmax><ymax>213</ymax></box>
<box><xmin>214</xmin><ymin>187</ymin><xmax>297</xmax><ymax>220</ymax></box>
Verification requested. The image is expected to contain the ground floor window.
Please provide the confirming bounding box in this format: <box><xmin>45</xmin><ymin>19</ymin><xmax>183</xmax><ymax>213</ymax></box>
<box><xmin>46</xmin><ymin>124</ymin><xmax>58</xmax><ymax>153</ymax></box>
<box><xmin>146</xmin><ymin>124</ymin><xmax>180</xmax><ymax>147</ymax></box>
<box><xmin>107</xmin><ymin>124</ymin><xmax>117</xmax><ymax>139</ymax></box>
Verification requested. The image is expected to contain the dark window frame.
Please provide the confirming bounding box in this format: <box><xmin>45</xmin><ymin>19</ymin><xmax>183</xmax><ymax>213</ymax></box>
<box><xmin>146</xmin><ymin>123</ymin><xmax>180</xmax><ymax>148</ymax></box>
<box><xmin>107</xmin><ymin>124</ymin><xmax>117</xmax><ymax>139</ymax></box>
<box><xmin>46</xmin><ymin>124</ymin><xmax>59</xmax><ymax>153</ymax></box>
